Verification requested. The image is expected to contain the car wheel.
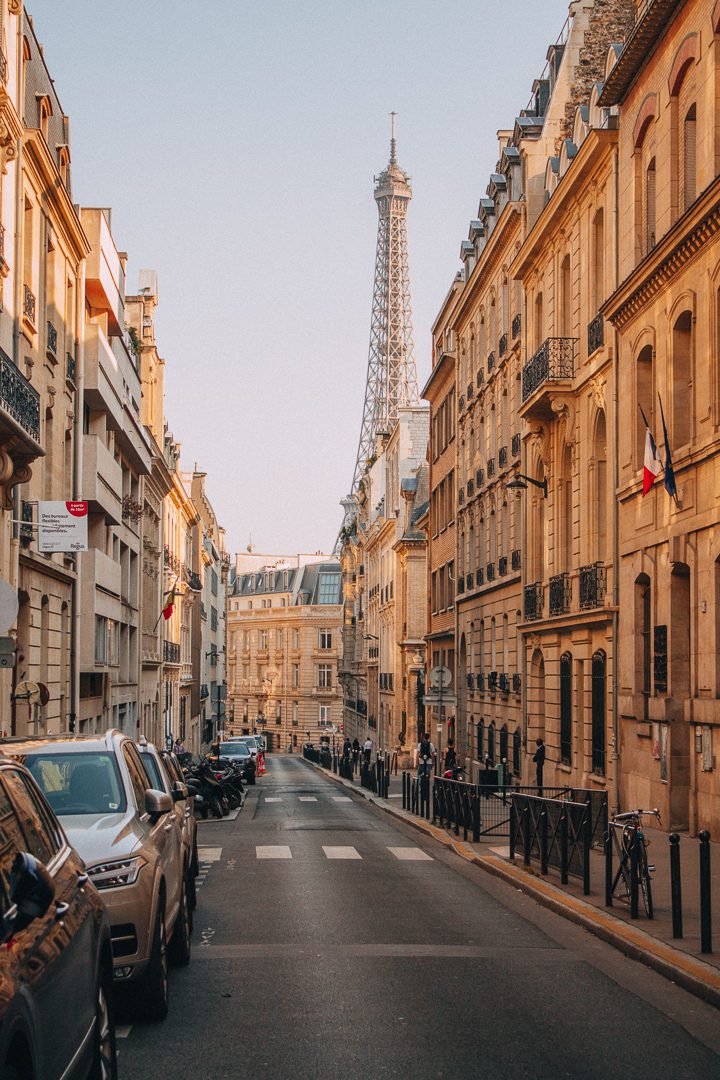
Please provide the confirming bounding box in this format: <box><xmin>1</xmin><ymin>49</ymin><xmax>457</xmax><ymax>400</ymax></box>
<box><xmin>187</xmin><ymin>863</ymin><xmax>197</xmax><ymax>916</ymax></box>
<box><xmin>168</xmin><ymin>880</ymin><xmax>191</xmax><ymax>967</ymax></box>
<box><xmin>138</xmin><ymin>905</ymin><xmax>169</xmax><ymax>1020</ymax></box>
<box><xmin>90</xmin><ymin>969</ymin><xmax>118</xmax><ymax>1079</ymax></box>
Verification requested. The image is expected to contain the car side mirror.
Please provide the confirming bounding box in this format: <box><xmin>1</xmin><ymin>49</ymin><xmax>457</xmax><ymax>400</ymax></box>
<box><xmin>145</xmin><ymin>788</ymin><xmax>174</xmax><ymax>817</ymax></box>
<box><xmin>172</xmin><ymin>782</ymin><xmax>189</xmax><ymax>802</ymax></box>
<box><xmin>8</xmin><ymin>852</ymin><xmax>55</xmax><ymax>935</ymax></box>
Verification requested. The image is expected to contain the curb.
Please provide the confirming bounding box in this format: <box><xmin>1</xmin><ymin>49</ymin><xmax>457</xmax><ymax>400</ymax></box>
<box><xmin>300</xmin><ymin>757</ymin><xmax>720</xmax><ymax>1010</ymax></box>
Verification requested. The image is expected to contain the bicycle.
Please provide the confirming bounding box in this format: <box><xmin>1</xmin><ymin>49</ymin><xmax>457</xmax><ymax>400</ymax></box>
<box><xmin>609</xmin><ymin>808</ymin><xmax>661</xmax><ymax>917</ymax></box>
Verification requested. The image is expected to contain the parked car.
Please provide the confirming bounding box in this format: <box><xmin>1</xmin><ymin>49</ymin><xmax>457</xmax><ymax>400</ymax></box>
<box><xmin>138</xmin><ymin>740</ymin><xmax>198</xmax><ymax>910</ymax></box>
<box><xmin>0</xmin><ymin>753</ymin><xmax>116</xmax><ymax>1079</ymax></box>
<box><xmin>159</xmin><ymin>748</ymin><xmax>199</xmax><ymax>877</ymax></box>
<box><xmin>0</xmin><ymin>730</ymin><xmax>192</xmax><ymax>1021</ymax></box>
<box><xmin>216</xmin><ymin>741</ymin><xmax>256</xmax><ymax>785</ymax></box>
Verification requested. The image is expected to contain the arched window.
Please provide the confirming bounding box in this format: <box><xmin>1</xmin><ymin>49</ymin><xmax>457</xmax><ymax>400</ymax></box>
<box><xmin>487</xmin><ymin>722</ymin><xmax>496</xmax><ymax>765</ymax></box>
<box><xmin>512</xmin><ymin>728</ymin><xmax>521</xmax><ymax>776</ymax></box>
<box><xmin>477</xmin><ymin>719</ymin><xmax>485</xmax><ymax>761</ymax></box>
<box><xmin>594</xmin><ymin>411</ymin><xmax>608</xmax><ymax>563</ymax></box>
<box><xmin>532</xmin><ymin>461</ymin><xmax>546</xmax><ymax>581</ymax></box>
<box><xmin>591</xmin><ymin>650</ymin><xmax>606</xmax><ymax>776</ymax></box>
<box><xmin>561</xmin><ymin>254</ymin><xmax>572</xmax><ymax>336</ymax></box>
<box><xmin>592</xmin><ymin>210</ymin><xmax>605</xmax><ymax>313</ymax></box>
<box><xmin>635</xmin><ymin>344</ymin><xmax>654</xmax><ymax>468</ymax></box>
<box><xmin>490</xmin><ymin>616</ymin><xmax>496</xmax><ymax>672</ymax></box>
<box><xmin>562</xmin><ymin>445</ymin><xmax>573</xmax><ymax>572</ymax></box>
<box><xmin>683</xmin><ymin>104</ymin><xmax>696</xmax><ymax>211</ymax></box>
<box><xmin>635</xmin><ymin>573</ymin><xmax>651</xmax><ymax>721</ymax></box>
<box><xmin>499</xmin><ymin>724</ymin><xmax>509</xmax><ymax>765</ymax></box>
<box><xmin>560</xmin><ymin>652</ymin><xmax>573</xmax><ymax>765</ymax></box>
<box><xmin>672</xmin><ymin>310</ymin><xmax>692</xmax><ymax>447</ymax></box>
<box><xmin>502</xmin><ymin>612</ymin><xmax>509</xmax><ymax>674</ymax></box>
<box><xmin>534</xmin><ymin>292</ymin><xmax>544</xmax><ymax>350</ymax></box>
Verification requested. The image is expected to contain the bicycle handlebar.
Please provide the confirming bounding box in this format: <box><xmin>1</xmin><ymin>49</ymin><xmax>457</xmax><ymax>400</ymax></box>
<box><xmin>611</xmin><ymin>808</ymin><xmax>661</xmax><ymax>823</ymax></box>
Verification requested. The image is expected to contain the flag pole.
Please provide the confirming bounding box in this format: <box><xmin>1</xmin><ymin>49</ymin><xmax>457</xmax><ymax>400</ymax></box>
<box><xmin>657</xmin><ymin>393</ymin><xmax>680</xmax><ymax>510</ymax></box>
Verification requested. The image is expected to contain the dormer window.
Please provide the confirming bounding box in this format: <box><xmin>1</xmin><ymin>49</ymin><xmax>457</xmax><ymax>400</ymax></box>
<box><xmin>57</xmin><ymin>145</ymin><xmax>70</xmax><ymax>187</ymax></box>
<box><xmin>37</xmin><ymin>95</ymin><xmax>52</xmax><ymax>141</ymax></box>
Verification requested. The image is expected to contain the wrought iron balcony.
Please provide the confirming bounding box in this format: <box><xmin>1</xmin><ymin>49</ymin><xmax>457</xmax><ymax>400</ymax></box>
<box><xmin>487</xmin><ymin>458</ymin><xmax>495</xmax><ymax>478</ymax></box>
<box><xmin>477</xmin><ymin>672</ymin><xmax>485</xmax><ymax>691</ymax></box>
<box><xmin>163</xmin><ymin>640</ymin><xmax>180</xmax><ymax>664</ymax></box>
<box><xmin>487</xmin><ymin>351</ymin><xmax>496</xmax><ymax>372</ymax></box>
<box><xmin>579</xmin><ymin>562</ymin><xmax>607</xmax><ymax>610</ymax></box>
<box><xmin>511</xmin><ymin>432</ymin><xmax>521</xmax><ymax>457</ymax></box>
<box><xmin>466</xmin><ymin>571</ymin><xmax>474</xmax><ymax>590</ymax></box>
<box><xmin>512</xmin><ymin>673</ymin><xmax>522</xmax><ymax>693</ymax></box>
<box><xmin>186</xmin><ymin>570</ymin><xmax>202</xmax><ymax>592</ymax></box>
<box><xmin>20</xmin><ymin>499</ymin><xmax>33</xmax><ymax>539</ymax></box>
<box><xmin>476</xmin><ymin>566</ymin><xmax>484</xmax><ymax>586</ymax></box>
<box><xmin>459</xmin><ymin>395</ymin><xmax>465</xmax><ymax>412</ymax></box>
<box><xmin>488</xmin><ymin>671</ymin><xmax>498</xmax><ymax>692</ymax></box>
<box><xmin>458</xmin><ymin>487</ymin><xmax>464</xmax><ymax>506</ymax></box>
<box><xmin>46</xmin><ymin>322</ymin><xmax>58</xmax><ymax>361</ymax></box>
<box><xmin>486</xmin><ymin>561</ymin><xmax>495</xmax><ymax>582</ymax></box>
<box><xmin>467</xmin><ymin>673</ymin><xmax>474</xmax><ymax>689</ymax></box>
<box><xmin>498</xmin><ymin>555</ymin><xmax>508</xmax><ymax>577</ymax></box>
<box><xmin>499</xmin><ymin>672</ymin><xmax>510</xmax><ymax>694</ymax></box>
<box><xmin>466</xmin><ymin>478</ymin><xmax>474</xmax><ymax>498</ymax></box>
<box><xmin>511</xmin><ymin>548</ymin><xmax>521</xmax><ymax>571</ymax></box>
<box><xmin>23</xmin><ymin>285</ymin><xmax>36</xmax><ymax>327</ymax></box>
<box><xmin>521</xmin><ymin>337</ymin><xmax>576</xmax><ymax>404</ymax></box>
<box><xmin>588</xmin><ymin>313</ymin><xmax>604</xmax><ymax>355</ymax></box>
<box><xmin>0</xmin><ymin>349</ymin><xmax>41</xmax><ymax>443</ymax></box>
<box><xmin>467</xmin><ymin>382</ymin><xmax>474</xmax><ymax>400</ymax></box>
<box><xmin>476</xmin><ymin>468</ymin><xmax>484</xmax><ymax>488</ymax></box>
<box><xmin>66</xmin><ymin>352</ymin><xmax>76</xmax><ymax>384</ymax></box>
<box><xmin>512</xmin><ymin>312</ymin><xmax>521</xmax><ymax>339</ymax></box>
<box><xmin>549</xmin><ymin>572</ymin><xmax>571</xmax><ymax>616</ymax></box>
<box><xmin>498</xmin><ymin>445</ymin><xmax>507</xmax><ymax>469</ymax></box>
<box><xmin>457</xmin><ymin>578</ymin><xmax>465</xmax><ymax>595</ymax></box>
<box><xmin>524</xmin><ymin>582</ymin><xmax>543</xmax><ymax>621</ymax></box>
<box><xmin>476</xmin><ymin>368</ymin><xmax>484</xmax><ymax>387</ymax></box>
<box><xmin>498</xmin><ymin>333</ymin><xmax>508</xmax><ymax>358</ymax></box>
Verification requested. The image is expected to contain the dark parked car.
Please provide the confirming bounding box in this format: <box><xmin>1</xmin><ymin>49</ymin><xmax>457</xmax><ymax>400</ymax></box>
<box><xmin>0</xmin><ymin>755</ymin><xmax>116</xmax><ymax>1079</ymax></box>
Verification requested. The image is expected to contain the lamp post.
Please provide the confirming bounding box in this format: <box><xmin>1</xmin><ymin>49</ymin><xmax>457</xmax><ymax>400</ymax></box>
<box><xmin>505</xmin><ymin>472</ymin><xmax>548</xmax><ymax>498</ymax></box>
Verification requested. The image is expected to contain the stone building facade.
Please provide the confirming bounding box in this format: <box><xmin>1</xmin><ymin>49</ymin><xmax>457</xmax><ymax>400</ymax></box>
<box><xmin>227</xmin><ymin>559</ymin><xmax>342</xmax><ymax>751</ymax></box>
<box><xmin>602</xmin><ymin>0</ymin><xmax>720</xmax><ymax>833</ymax></box>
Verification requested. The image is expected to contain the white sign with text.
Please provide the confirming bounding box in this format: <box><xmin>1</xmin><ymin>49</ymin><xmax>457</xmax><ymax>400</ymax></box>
<box><xmin>38</xmin><ymin>501</ymin><xmax>88</xmax><ymax>552</ymax></box>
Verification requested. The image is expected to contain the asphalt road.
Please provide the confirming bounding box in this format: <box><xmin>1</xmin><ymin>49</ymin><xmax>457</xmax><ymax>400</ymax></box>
<box><xmin>119</xmin><ymin>755</ymin><xmax>720</xmax><ymax>1080</ymax></box>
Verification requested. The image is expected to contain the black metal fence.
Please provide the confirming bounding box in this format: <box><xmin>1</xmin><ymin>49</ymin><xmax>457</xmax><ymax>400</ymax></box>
<box><xmin>510</xmin><ymin>793</ymin><xmax>593</xmax><ymax>894</ymax></box>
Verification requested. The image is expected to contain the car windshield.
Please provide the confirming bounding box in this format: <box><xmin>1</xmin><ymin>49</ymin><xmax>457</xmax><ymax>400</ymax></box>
<box><xmin>219</xmin><ymin>743</ymin><xmax>249</xmax><ymax>757</ymax></box>
<box><xmin>25</xmin><ymin>752</ymin><xmax>127</xmax><ymax>816</ymax></box>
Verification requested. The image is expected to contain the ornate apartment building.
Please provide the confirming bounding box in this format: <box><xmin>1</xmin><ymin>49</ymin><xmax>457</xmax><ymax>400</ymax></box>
<box><xmin>602</xmin><ymin>0</ymin><xmax>720</xmax><ymax>833</ymax></box>
<box><xmin>227</xmin><ymin>558</ymin><xmax>343</xmax><ymax>751</ymax></box>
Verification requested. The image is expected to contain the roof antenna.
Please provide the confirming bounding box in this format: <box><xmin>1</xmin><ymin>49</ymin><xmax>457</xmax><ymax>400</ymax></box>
<box><xmin>390</xmin><ymin>111</ymin><xmax>397</xmax><ymax>166</ymax></box>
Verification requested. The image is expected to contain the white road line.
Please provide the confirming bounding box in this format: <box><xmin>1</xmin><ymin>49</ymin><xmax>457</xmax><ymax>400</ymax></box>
<box><xmin>115</xmin><ymin>1025</ymin><xmax>132</xmax><ymax>1039</ymax></box>
<box><xmin>256</xmin><ymin>845</ymin><xmax>293</xmax><ymax>859</ymax></box>
<box><xmin>298</xmin><ymin>796</ymin><xmax>317</xmax><ymax>802</ymax></box>
<box><xmin>332</xmin><ymin>796</ymin><xmax>352</xmax><ymax>802</ymax></box>
<box><xmin>388</xmin><ymin>793</ymin><xmax>403</xmax><ymax>798</ymax></box>
<box><xmin>265</xmin><ymin>797</ymin><xmax>283</xmax><ymax>802</ymax></box>
<box><xmin>323</xmin><ymin>846</ymin><xmax>362</xmax><ymax>860</ymax></box>
<box><xmin>197</xmin><ymin>847</ymin><xmax>223</xmax><ymax>862</ymax></box>
<box><xmin>387</xmin><ymin>847</ymin><xmax>433</xmax><ymax>861</ymax></box>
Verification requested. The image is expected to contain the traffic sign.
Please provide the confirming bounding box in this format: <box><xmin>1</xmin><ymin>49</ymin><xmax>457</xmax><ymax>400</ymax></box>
<box><xmin>428</xmin><ymin>666</ymin><xmax>451</xmax><ymax>689</ymax></box>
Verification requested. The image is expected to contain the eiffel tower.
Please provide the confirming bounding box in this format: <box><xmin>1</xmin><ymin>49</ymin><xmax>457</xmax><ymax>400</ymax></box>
<box><xmin>343</xmin><ymin>116</ymin><xmax>419</xmax><ymax>523</ymax></box>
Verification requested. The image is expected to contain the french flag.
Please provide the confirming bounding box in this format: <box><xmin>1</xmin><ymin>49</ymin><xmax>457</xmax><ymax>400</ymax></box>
<box><xmin>641</xmin><ymin>408</ymin><xmax>662</xmax><ymax>495</ymax></box>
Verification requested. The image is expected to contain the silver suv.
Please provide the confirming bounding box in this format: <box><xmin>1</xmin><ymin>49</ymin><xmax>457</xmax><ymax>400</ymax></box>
<box><xmin>1</xmin><ymin>730</ymin><xmax>192</xmax><ymax>1021</ymax></box>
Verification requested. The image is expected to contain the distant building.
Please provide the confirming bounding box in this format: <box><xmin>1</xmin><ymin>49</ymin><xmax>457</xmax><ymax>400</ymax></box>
<box><xmin>227</xmin><ymin>558</ymin><xmax>343</xmax><ymax>750</ymax></box>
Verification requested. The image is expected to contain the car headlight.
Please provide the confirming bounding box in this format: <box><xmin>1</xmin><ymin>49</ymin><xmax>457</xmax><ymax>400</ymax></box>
<box><xmin>87</xmin><ymin>857</ymin><xmax>146</xmax><ymax>889</ymax></box>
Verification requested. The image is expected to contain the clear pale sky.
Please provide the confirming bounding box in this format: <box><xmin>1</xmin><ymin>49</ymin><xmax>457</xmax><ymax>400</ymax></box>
<box><xmin>32</xmin><ymin>0</ymin><xmax>569</xmax><ymax>556</ymax></box>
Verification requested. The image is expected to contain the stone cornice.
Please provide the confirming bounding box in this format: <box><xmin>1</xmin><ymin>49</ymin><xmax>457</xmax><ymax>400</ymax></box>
<box><xmin>603</xmin><ymin>174</ymin><xmax>720</xmax><ymax>329</ymax></box>
<box><xmin>456</xmin><ymin>203</ymin><xmax>520</xmax><ymax>328</ymax></box>
<box><xmin>23</xmin><ymin>130</ymin><xmax>90</xmax><ymax>261</ymax></box>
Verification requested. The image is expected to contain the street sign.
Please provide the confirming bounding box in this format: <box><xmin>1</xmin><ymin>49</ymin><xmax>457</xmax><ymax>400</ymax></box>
<box><xmin>38</xmin><ymin>502</ymin><xmax>88</xmax><ymax>552</ymax></box>
<box><xmin>423</xmin><ymin>694</ymin><xmax>457</xmax><ymax>706</ymax></box>
<box><xmin>15</xmin><ymin>681</ymin><xmax>41</xmax><ymax>705</ymax></box>
<box><xmin>428</xmin><ymin>666</ymin><xmax>451</xmax><ymax>689</ymax></box>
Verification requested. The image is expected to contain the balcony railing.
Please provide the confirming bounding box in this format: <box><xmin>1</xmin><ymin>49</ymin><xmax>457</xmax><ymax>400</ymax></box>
<box><xmin>23</xmin><ymin>285</ymin><xmax>36</xmax><ymax>327</ymax></box>
<box><xmin>458</xmin><ymin>487</ymin><xmax>464</xmax><ymax>506</ymax></box>
<box><xmin>20</xmin><ymin>499</ymin><xmax>33</xmax><ymax>539</ymax></box>
<box><xmin>579</xmin><ymin>562</ymin><xmax>607</xmax><ymax>609</ymax></box>
<box><xmin>511</xmin><ymin>432</ymin><xmax>521</xmax><ymax>457</ymax></box>
<box><xmin>163</xmin><ymin>640</ymin><xmax>180</xmax><ymax>664</ymax></box>
<box><xmin>476</xmin><ymin>368</ymin><xmax>484</xmax><ymax>387</ymax></box>
<box><xmin>512</xmin><ymin>673</ymin><xmax>522</xmax><ymax>693</ymax></box>
<box><xmin>499</xmin><ymin>672</ymin><xmax>510</xmax><ymax>694</ymax></box>
<box><xmin>477</xmin><ymin>672</ymin><xmax>485</xmax><ymax>691</ymax></box>
<box><xmin>466</xmin><ymin>478</ymin><xmax>474</xmax><ymax>498</ymax></box>
<box><xmin>0</xmin><ymin>349</ymin><xmax>41</xmax><ymax>442</ymax></box>
<box><xmin>486</xmin><ymin>562</ymin><xmax>495</xmax><ymax>582</ymax></box>
<box><xmin>46</xmin><ymin>322</ymin><xmax>58</xmax><ymax>361</ymax></box>
<box><xmin>487</xmin><ymin>351</ymin><xmax>496</xmax><ymax>372</ymax></box>
<box><xmin>466</xmin><ymin>571</ymin><xmax>474</xmax><ymax>590</ymax></box>
<box><xmin>467</xmin><ymin>673</ymin><xmax>474</xmax><ymax>689</ymax></box>
<box><xmin>588</xmin><ymin>313</ymin><xmax>604</xmax><ymax>354</ymax></box>
<box><xmin>488</xmin><ymin>671</ymin><xmax>498</xmax><ymax>692</ymax></box>
<box><xmin>476</xmin><ymin>566</ymin><xmax>484</xmax><ymax>586</ymax></box>
<box><xmin>498</xmin><ymin>446</ymin><xmax>507</xmax><ymax>469</ymax></box>
<box><xmin>512</xmin><ymin>312</ymin><xmax>521</xmax><ymax>339</ymax></box>
<box><xmin>498</xmin><ymin>333</ymin><xmax>508</xmax><ymax>358</ymax></box>
<box><xmin>476</xmin><ymin>468</ymin><xmax>484</xmax><ymax>487</ymax></box>
<box><xmin>467</xmin><ymin>382</ymin><xmax>474</xmax><ymax>400</ymax></box>
<box><xmin>511</xmin><ymin>548</ymin><xmax>521</xmax><ymax>571</ymax></box>
<box><xmin>524</xmin><ymin>582</ymin><xmax>543</xmax><ymax>621</ymax></box>
<box><xmin>459</xmin><ymin>395</ymin><xmax>465</xmax><ymax>412</ymax></box>
<box><xmin>66</xmin><ymin>352</ymin><xmax>76</xmax><ymax>384</ymax></box>
<box><xmin>549</xmin><ymin>572</ymin><xmax>571</xmax><ymax>616</ymax></box>
<box><xmin>498</xmin><ymin>555</ymin><xmax>508</xmax><ymax>577</ymax></box>
<box><xmin>457</xmin><ymin>579</ymin><xmax>465</xmax><ymax>595</ymax></box>
<box><xmin>487</xmin><ymin>458</ymin><xmax>495</xmax><ymax>478</ymax></box>
<box><xmin>522</xmin><ymin>337</ymin><xmax>576</xmax><ymax>402</ymax></box>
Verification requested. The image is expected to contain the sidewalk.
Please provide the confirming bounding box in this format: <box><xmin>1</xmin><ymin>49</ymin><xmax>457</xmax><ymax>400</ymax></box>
<box><xmin>307</xmin><ymin>757</ymin><xmax>720</xmax><ymax>1009</ymax></box>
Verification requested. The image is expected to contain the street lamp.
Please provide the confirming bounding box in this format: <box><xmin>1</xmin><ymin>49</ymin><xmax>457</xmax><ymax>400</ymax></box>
<box><xmin>506</xmin><ymin>472</ymin><xmax>548</xmax><ymax>498</ymax></box>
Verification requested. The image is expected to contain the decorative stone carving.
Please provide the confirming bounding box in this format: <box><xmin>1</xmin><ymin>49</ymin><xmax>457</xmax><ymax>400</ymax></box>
<box><xmin>7</xmin><ymin>1</ymin><xmax>21</xmax><ymax>16</ymax></box>
<box><xmin>0</xmin><ymin>446</ymin><xmax>32</xmax><ymax>510</ymax></box>
<box><xmin>550</xmin><ymin>393</ymin><xmax>578</xmax><ymax>453</ymax></box>
<box><xmin>588</xmin><ymin>375</ymin><xmax>607</xmax><ymax>413</ymax></box>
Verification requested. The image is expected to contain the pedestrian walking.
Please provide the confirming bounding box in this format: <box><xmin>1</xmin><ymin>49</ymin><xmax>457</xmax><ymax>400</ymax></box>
<box><xmin>363</xmin><ymin>735</ymin><xmax>372</xmax><ymax>763</ymax></box>
<box><xmin>417</xmin><ymin>731</ymin><xmax>435</xmax><ymax>780</ymax></box>
<box><xmin>173</xmin><ymin>736</ymin><xmax>185</xmax><ymax>756</ymax></box>
<box><xmin>533</xmin><ymin>737</ymin><xmax>545</xmax><ymax>792</ymax></box>
<box><xmin>443</xmin><ymin>739</ymin><xmax>457</xmax><ymax>779</ymax></box>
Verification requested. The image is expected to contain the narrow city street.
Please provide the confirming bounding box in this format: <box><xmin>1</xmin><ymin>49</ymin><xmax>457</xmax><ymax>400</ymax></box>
<box><xmin>119</xmin><ymin>757</ymin><xmax>720</xmax><ymax>1080</ymax></box>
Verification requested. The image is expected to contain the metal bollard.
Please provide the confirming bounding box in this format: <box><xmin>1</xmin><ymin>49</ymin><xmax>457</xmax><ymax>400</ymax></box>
<box><xmin>604</xmin><ymin>829</ymin><xmax>613</xmax><ymax>907</ymax></box>
<box><xmin>509</xmin><ymin>800</ymin><xmax>516</xmax><ymax>860</ymax></box>
<box><xmin>699</xmin><ymin>830</ymin><xmax>712</xmax><ymax>954</ymax></box>
<box><xmin>669</xmin><ymin>833</ymin><xmax>683</xmax><ymax>940</ymax></box>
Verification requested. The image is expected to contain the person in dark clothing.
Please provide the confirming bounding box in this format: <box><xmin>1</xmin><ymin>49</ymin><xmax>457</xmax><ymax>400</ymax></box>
<box><xmin>342</xmin><ymin>737</ymin><xmax>351</xmax><ymax>760</ymax></box>
<box><xmin>533</xmin><ymin>737</ymin><xmax>546</xmax><ymax>791</ymax></box>
<box><xmin>443</xmin><ymin>740</ymin><xmax>457</xmax><ymax>778</ymax></box>
<box><xmin>351</xmin><ymin>738</ymin><xmax>360</xmax><ymax>773</ymax></box>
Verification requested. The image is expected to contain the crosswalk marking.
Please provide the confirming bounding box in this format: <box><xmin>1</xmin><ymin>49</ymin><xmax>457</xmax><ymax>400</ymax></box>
<box><xmin>388</xmin><ymin>847</ymin><xmax>433</xmax><ymax>861</ymax></box>
<box><xmin>332</xmin><ymin>796</ymin><xmax>352</xmax><ymax>802</ymax></box>
<box><xmin>197</xmin><ymin>846</ymin><xmax>223</xmax><ymax>862</ymax></box>
<box><xmin>256</xmin><ymin>845</ymin><xmax>293</xmax><ymax>859</ymax></box>
<box><xmin>265</xmin><ymin>797</ymin><xmax>283</xmax><ymax>802</ymax></box>
<box><xmin>298</xmin><ymin>796</ymin><xmax>318</xmax><ymax>802</ymax></box>
<box><xmin>323</xmin><ymin>845</ymin><xmax>361</xmax><ymax>860</ymax></box>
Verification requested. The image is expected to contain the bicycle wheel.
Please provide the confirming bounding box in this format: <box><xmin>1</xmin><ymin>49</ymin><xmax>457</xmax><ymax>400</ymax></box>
<box><xmin>638</xmin><ymin>844</ymin><xmax>653</xmax><ymax>918</ymax></box>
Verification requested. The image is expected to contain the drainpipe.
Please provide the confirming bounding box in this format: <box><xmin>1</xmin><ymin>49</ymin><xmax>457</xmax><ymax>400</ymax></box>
<box><xmin>10</xmin><ymin>81</ymin><xmax>23</xmax><ymax>735</ymax></box>
<box><xmin>521</xmin><ymin>285</ymin><xmax>528</xmax><ymax>774</ymax></box>
<box><xmin>611</xmin><ymin>144</ymin><xmax>621</xmax><ymax>815</ymax></box>
<box><xmin>70</xmin><ymin>259</ymin><xmax>86</xmax><ymax>732</ymax></box>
